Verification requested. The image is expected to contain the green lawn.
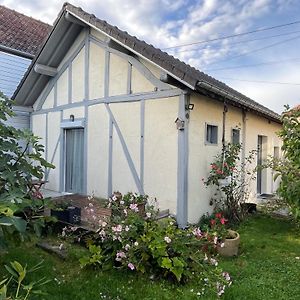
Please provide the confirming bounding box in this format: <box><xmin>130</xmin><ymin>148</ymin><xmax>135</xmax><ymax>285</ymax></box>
<box><xmin>1</xmin><ymin>214</ymin><xmax>300</xmax><ymax>299</ymax></box>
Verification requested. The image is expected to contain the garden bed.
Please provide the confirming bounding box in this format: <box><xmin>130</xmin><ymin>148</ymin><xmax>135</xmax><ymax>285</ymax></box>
<box><xmin>1</xmin><ymin>214</ymin><xmax>299</xmax><ymax>299</ymax></box>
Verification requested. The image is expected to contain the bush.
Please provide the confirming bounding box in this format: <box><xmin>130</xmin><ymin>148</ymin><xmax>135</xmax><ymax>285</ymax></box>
<box><xmin>79</xmin><ymin>192</ymin><xmax>232</xmax><ymax>296</ymax></box>
<box><xmin>0</xmin><ymin>94</ymin><xmax>54</xmax><ymax>246</ymax></box>
<box><xmin>269</xmin><ymin>106</ymin><xmax>300</xmax><ymax>219</ymax></box>
<box><xmin>205</xmin><ymin>143</ymin><xmax>256</xmax><ymax>224</ymax></box>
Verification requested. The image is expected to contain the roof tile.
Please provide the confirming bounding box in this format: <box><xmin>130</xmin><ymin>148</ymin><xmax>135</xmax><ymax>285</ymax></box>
<box><xmin>0</xmin><ymin>5</ymin><xmax>51</xmax><ymax>55</ymax></box>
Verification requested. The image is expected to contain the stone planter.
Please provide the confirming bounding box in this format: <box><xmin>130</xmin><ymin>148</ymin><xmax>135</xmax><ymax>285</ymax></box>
<box><xmin>218</xmin><ymin>230</ymin><xmax>240</xmax><ymax>257</ymax></box>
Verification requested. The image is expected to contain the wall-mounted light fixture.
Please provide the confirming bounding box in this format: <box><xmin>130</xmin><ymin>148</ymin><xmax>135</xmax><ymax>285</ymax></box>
<box><xmin>70</xmin><ymin>114</ymin><xmax>75</xmax><ymax>122</ymax></box>
<box><xmin>187</xmin><ymin>103</ymin><xmax>194</xmax><ymax>110</ymax></box>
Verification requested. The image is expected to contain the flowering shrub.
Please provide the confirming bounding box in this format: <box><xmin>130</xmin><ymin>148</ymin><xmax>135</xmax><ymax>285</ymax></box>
<box><xmin>205</xmin><ymin>143</ymin><xmax>241</xmax><ymax>186</ymax></box>
<box><xmin>107</xmin><ymin>192</ymin><xmax>149</xmax><ymax>218</ymax></box>
<box><xmin>209</xmin><ymin>213</ymin><xmax>228</xmax><ymax>243</ymax></box>
<box><xmin>205</xmin><ymin>143</ymin><xmax>257</xmax><ymax>224</ymax></box>
<box><xmin>78</xmin><ymin>193</ymin><xmax>232</xmax><ymax>296</ymax></box>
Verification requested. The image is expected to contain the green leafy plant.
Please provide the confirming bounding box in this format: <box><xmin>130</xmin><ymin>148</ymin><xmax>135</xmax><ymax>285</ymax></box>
<box><xmin>268</xmin><ymin>106</ymin><xmax>300</xmax><ymax>219</ymax></box>
<box><xmin>205</xmin><ymin>143</ymin><xmax>257</xmax><ymax>224</ymax></box>
<box><xmin>0</xmin><ymin>260</ymin><xmax>50</xmax><ymax>299</ymax></box>
<box><xmin>0</xmin><ymin>93</ymin><xmax>55</xmax><ymax>246</ymax></box>
<box><xmin>79</xmin><ymin>194</ymin><xmax>231</xmax><ymax>296</ymax></box>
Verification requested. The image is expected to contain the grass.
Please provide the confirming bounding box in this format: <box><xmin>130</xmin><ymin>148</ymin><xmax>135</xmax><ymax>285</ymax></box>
<box><xmin>1</xmin><ymin>214</ymin><xmax>300</xmax><ymax>299</ymax></box>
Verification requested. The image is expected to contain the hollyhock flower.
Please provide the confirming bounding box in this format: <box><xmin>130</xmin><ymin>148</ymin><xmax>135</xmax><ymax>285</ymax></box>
<box><xmin>164</xmin><ymin>236</ymin><xmax>172</xmax><ymax>243</ymax></box>
<box><xmin>128</xmin><ymin>263</ymin><xmax>135</xmax><ymax>270</ymax></box>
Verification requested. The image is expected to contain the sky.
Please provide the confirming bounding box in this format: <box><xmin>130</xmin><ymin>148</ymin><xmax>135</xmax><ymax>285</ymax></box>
<box><xmin>1</xmin><ymin>0</ymin><xmax>300</xmax><ymax>114</ymax></box>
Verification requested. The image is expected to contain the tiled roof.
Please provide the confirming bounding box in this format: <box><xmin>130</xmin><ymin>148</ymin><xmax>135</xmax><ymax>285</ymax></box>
<box><xmin>13</xmin><ymin>2</ymin><xmax>281</xmax><ymax>122</ymax></box>
<box><xmin>65</xmin><ymin>3</ymin><xmax>280</xmax><ymax>122</ymax></box>
<box><xmin>0</xmin><ymin>5</ymin><xmax>51</xmax><ymax>56</ymax></box>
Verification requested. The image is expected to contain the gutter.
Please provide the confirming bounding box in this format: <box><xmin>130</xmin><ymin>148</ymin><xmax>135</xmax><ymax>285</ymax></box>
<box><xmin>196</xmin><ymin>81</ymin><xmax>281</xmax><ymax>123</ymax></box>
<box><xmin>0</xmin><ymin>44</ymin><xmax>34</xmax><ymax>60</ymax></box>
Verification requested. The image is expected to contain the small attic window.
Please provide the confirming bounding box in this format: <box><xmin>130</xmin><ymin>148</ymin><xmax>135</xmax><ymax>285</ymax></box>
<box><xmin>206</xmin><ymin>124</ymin><xmax>218</xmax><ymax>145</ymax></box>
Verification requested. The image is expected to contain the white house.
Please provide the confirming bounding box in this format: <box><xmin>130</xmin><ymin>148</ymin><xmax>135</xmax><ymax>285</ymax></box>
<box><xmin>12</xmin><ymin>3</ymin><xmax>282</xmax><ymax>226</ymax></box>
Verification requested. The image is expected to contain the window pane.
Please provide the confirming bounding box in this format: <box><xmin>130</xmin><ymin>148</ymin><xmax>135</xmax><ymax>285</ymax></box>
<box><xmin>206</xmin><ymin>125</ymin><xmax>218</xmax><ymax>144</ymax></box>
<box><xmin>232</xmin><ymin>129</ymin><xmax>240</xmax><ymax>144</ymax></box>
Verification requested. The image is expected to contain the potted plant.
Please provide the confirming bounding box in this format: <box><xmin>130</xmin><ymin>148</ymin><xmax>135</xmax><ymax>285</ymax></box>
<box><xmin>51</xmin><ymin>201</ymin><xmax>81</xmax><ymax>224</ymax></box>
<box><xmin>209</xmin><ymin>212</ymin><xmax>240</xmax><ymax>257</ymax></box>
<box><xmin>217</xmin><ymin>229</ymin><xmax>240</xmax><ymax>257</ymax></box>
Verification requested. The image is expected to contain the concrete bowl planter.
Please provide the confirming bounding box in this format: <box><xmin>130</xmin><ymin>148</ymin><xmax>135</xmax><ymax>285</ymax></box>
<box><xmin>218</xmin><ymin>229</ymin><xmax>240</xmax><ymax>257</ymax></box>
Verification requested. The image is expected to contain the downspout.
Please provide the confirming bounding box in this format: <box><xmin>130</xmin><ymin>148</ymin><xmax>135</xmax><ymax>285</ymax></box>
<box><xmin>176</xmin><ymin>91</ymin><xmax>189</xmax><ymax>228</ymax></box>
<box><xmin>221</xmin><ymin>102</ymin><xmax>228</xmax><ymax>169</ymax></box>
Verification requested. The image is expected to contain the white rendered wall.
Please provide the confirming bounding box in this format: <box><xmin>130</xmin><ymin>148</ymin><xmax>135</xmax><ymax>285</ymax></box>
<box><xmin>144</xmin><ymin>97</ymin><xmax>179</xmax><ymax>214</ymax></box>
<box><xmin>187</xmin><ymin>93</ymin><xmax>282</xmax><ymax>223</ymax></box>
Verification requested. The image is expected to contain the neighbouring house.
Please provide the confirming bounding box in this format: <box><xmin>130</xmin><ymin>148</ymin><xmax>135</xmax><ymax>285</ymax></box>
<box><xmin>0</xmin><ymin>5</ymin><xmax>51</xmax><ymax>131</ymax></box>
<box><xmin>12</xmin><ymin>3</ymin><xmax>282</xmax><ymax>226</ymax></box>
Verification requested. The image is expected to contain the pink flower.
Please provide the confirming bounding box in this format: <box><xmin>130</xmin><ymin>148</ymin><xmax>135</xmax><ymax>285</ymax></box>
<box><xmin>215</xmin><ymin>213</ymin><xmax>222</xmax><ymax>219</ymax></box>
<box><xmin>129</xmin><ymin>203</ymin><xmax>139</xmax><ymax>212</ymax></box>
<box><xmin>192</xmin><ymin>227</ymin><xmax>203</xmax><ymax>238</ymax></box>
<box><xmin>220</xmin><ymin>218</ymin><xmax>227</xmax><ymax>225</ymax></box>
<box><xmin>128</xmin><ymin>263</ymin><xmax>135</xmax><ymax>270</ymax></box>
<box><xmin>115</xmin><ymin>251</ymin><xmax>126</xmax><ymax>261</ymax></box>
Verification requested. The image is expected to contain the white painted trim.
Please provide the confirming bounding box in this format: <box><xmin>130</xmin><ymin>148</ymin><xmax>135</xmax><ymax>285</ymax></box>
<box><xmin>32</xmin><ymin>88</ymin><xmax>183</xmax><ymax>115</ymax></box>
<box><xmin>90</xmin><ymin>36</ymin><xmax>171</xmax><ymax>91</ymax></box>
<box><xmin>60</xmin><ymin>120</ymin><xmax>85</xmax><ymax>128</ymax></box>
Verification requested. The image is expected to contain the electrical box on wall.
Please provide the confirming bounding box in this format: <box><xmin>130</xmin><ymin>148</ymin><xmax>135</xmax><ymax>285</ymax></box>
<box><xmin>175</xmin><ymin>117</ymin><xmax>185</xmax><ymax>130</ymax></box>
